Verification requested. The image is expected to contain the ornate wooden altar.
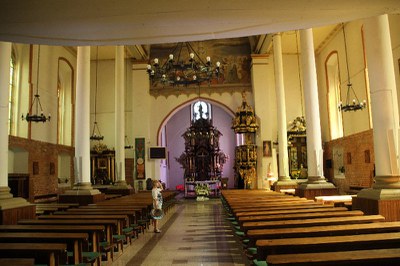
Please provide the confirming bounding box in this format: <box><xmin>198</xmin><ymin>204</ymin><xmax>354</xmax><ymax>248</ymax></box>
<box><xmin>90</xmin><ymin>143</ymin><xmax>115</xmax><ymax>185</ymax></box>
<box><xmin>287</xmin><ymin>116</ymin><xmax>307</xmax><ymax>178</ymax></box>
<box><xmin>176</xmin><ymin>104</ymin><xmax>227</xmax><ymax>187</ymax></box>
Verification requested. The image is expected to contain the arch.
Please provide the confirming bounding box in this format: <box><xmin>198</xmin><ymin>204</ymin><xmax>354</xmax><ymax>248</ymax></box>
<box><xmin>156</xmin><ymin>97</ymin><xmax>235</xmax><ymax>145</ymax></box>
<box><xmin>325</xmin><ymin>51</ymin><xmax>343</xmax><ymax>140</ymax></box>
<box><xmin>156</xmin><ymin>97</ymin><xmax>236</xmax><ymax>189</ymax></box>
<box><xmin>57</xmin><ymin>57</ymin><xmax>75</xmax><ymax>146</ymax></box>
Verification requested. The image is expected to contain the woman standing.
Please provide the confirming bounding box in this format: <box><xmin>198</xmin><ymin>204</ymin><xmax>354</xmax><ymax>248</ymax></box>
<box><xmin>151</xmin><ymin>179</ymin><xmax>163</xmax><ymax>233</ymax></box>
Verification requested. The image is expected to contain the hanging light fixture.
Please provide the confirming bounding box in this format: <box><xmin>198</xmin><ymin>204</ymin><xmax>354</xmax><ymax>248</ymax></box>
<box><xmin>338</xmin><ymin>23</ymin><xmax>366</xmax><ymax>112</ymax></box>
<box><xmin>21</xmin><ymin>45</ymin><xmax>51</xmax><ymax>123</ymax></box>
<box><xmin>146</xmin><ymin>42</ymin><xmax>221</xmax><ymax>87</ymax></box>
<box><xmin>90</xmin><ymin>46</ymin><xmax>104</xmax><ymax>141</ymax></box>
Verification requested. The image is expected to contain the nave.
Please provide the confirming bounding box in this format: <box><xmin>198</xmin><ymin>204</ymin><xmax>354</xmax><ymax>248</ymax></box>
<box><xmin>112</xmin><ymin>198</ymin><xmax>247</xmax><ymax>266</ymax></box>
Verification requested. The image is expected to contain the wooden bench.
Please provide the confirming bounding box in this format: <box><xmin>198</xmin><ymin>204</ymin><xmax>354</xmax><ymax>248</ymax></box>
<box><xmin>18</xmin><ymin>219</ymin><xmax>118</xmax><ymax>262</ymax></box>
<box><xmin>238</xmin><ymin>210</ymin><xmax>364</xmax><ymax>224</ymax></box>
<box><xmin>266</xmin><ymin>248</ymin><xmax>400</xmax><ymax>266</ymax></box>
<box><xmin>0</xmin><ymin>258</ymin><xmax>34</xmax><ymax>266</ymax></box>
<box><xmin>257</xmin><ymin>232</ymin><xmax>400</xmax><ymax>260</ymax></box>
<box><xmin>0</xmin><ymin>242</ymin><xmax>67</xmax><ymax>266</ymax></box>
<box><xmin>235</xmin><ymin>206</ymin><xmax>349</xmax><ymax>218</ymax></box>
<box><xmin>242</xmin><ymin>215</ymin><xmax>385</xmax><ymax>232</ymax></box>
<box><xmin>0</xmin><ymin>232</ymin><xmax>88</xmax><ymax>265</ymax></box>
<box><xmin>247</xmin><ymin>221</ymin><xmax>400</xmax><ymax>245</ymax></box>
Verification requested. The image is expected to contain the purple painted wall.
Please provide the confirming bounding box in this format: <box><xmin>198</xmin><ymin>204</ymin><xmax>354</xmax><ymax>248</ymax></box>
<box><xmin>165</xmin><ymin>102</ymin><xmax>236</xmax><ymax>190</ymax></box>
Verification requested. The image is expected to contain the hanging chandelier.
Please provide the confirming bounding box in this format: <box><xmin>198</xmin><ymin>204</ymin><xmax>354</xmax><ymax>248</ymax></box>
<box><xmin>21</xmin><ymin>45</ymin><xmax>51</xmax><ymax>123</ymax></box>
<box><xmin>146</xmin><ymin>42</ymin><xmax>221</xmax><ymax>86</ymax></box>
<box><xmin>90</xmin><ymin>46</ymin><xmax>104</xmax><ymax>141</ymax></box>
<box><xmin>338</xmin><ymin>24</ymin><xmax>366</xmax><ymax>112</ymax></box>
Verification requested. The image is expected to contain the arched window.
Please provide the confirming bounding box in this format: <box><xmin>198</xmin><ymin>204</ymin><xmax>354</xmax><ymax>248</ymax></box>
<box><xmin>8</xmin><ymin>52</ymin><xmax>16</xmax><ymax>135</ymax></box>
<box><xmin>325</xmin><ymin>51</ymin><xmax>343</xmax><ymax>139</ymax></box>
<box><xmin>191</xmin><ymin>100</ymin><xmax>212</xmax><ymax>121</ymax></box>
<box><xmin>57</xmin><ymin>58</ymin><xmax>74</xmax><ymax>146</ymax></box>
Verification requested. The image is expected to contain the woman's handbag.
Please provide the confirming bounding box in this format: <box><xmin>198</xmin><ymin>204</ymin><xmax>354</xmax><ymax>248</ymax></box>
<box><xmin>150</xmin><ymin>208</ymin><xmax>164</xmax><ymax>220</ymax></box>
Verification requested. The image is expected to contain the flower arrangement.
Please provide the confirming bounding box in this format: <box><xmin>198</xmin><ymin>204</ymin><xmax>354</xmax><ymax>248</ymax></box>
<box><xmin>195</xmin><ymin>183</ymin><xmax>210</xmax><ymax>196</ymax></box>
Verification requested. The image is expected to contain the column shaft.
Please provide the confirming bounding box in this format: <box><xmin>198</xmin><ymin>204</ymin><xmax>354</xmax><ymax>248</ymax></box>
<box><xmin>300</xmin><ymin>29</ymin><xmax>325</xmax><ymax>182</ymax></box>
<box><xmin>273</xmin><ymin>34</ymin><xmax>290</xmax><ymax>180</ymax></box>
<box><xmin>364</xmin><ymin>14</ymin><xmax>400</xmax><ymax>189</ymax></box>
<box><xmin>75</xmin><ymin>46</ymin><xmax>91</xmax><ymax>185</ymax></box>
<box><xmin>0</xmin><ymin>42</ymin><xmax>11</xmax><ymax>188</ymax></box>
<box><xmin>115</xmin><ymin>46</ymin><xmax>126</xmax><ymax>183</ymax></box>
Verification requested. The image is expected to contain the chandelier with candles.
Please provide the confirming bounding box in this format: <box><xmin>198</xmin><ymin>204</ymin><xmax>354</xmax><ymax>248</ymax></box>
<box><xmin>147</xmin><ymin>42</ymin><xmax>221</xmax><ymax>86</ymax></box>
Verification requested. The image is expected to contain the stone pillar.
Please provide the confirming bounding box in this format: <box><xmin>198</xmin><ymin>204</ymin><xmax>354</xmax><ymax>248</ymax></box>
<box><xmin>272</xmin><ymin>34</ymin><xmax>297</xmax><ymax>191</ymax></box>
<box><xmin>251</xmin><ymin>55</ymin><xmax>277</xmax><ymax>189</ymax></box>
<box><xmin>0</xmin><ymin>42</ymin><xmax>11</xmax><ymax>194</ymax></box>
<box><xmin>296</xmin><ymin>29</ymin><xmax>336</xmax><ymax>197</ymax></box>
<box><xmin>112</xmin><ymin>46</ymin><xmax>133</xmax><ymax>194</ymax></box>
<box><xmin>59</xmin><ymin>46</ymin><xmax>104</xmax><ymax>204</ymax></box>
<box><xmin>353</xmin><ymin>14</ymin><xmax>400</xmax><ymax>221</ymax></box>
<box><xmin>0</xmin><ymin>42</ymin><xmax>34</xmax><ymax>223</ymax></box>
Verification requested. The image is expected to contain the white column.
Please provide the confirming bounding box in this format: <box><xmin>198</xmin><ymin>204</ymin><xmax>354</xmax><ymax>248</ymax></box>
<box><xmin>0</xmin><ymin>42</ymin><xmax>11</xmax><ymax>195</ymax></box>
<box><xmin>272</xmin><ymin>33</ymin><xmax>291</xmax><ymax>181</ymax></box>
<box><xmin>74</xmin><ymin>46</ymin><xmax>92</xmax><ymax>188</ymax></box>
<box><xmin>114</xmin><ymin>46</ymin><xmax>127</xmax><ymax>185</ymax></box>
<box><xmin>363</xmin><ymin>14</ymin><xmax>400</xmax><ymax>190</ymax></box>
<box><xmin>300</xmin><ymin>29</ymin><xmax>329</xmax><ymax>185</ymax></box>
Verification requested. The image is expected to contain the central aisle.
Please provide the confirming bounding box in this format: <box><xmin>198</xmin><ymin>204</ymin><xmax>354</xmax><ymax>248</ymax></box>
<box><xmin>112</xmin><ymin>197</ymin><xmax>247</xmax><ymax>266</ymax></box>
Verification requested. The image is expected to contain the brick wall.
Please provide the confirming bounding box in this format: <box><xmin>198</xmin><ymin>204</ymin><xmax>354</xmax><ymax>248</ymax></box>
<box><xmin>323</xmin><ymin>129</ymin><xmax>375</xmax><ymax>194</ymax></box>
<box><xmin>9</xmin><ymin>136</ymin><xmax>74</xmax><ymax>202</ymax></box>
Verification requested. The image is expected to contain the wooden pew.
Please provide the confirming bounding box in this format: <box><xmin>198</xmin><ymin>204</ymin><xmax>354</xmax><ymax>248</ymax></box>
<box><xmin>247</xmin><ymin>220</ymin><xmax>400</xmax><ymax>246</ymax></box>
<box><xmin>235</xmin><ymin>206</ymin><xmax>349</xmax><ymax>218</ymax></box>
<box><xmin>0</xmin><ymin>243</ymin><xmax>67</xmax><ymax>266</ymax></box>
<box><xmin>0</xmin><ymin>258</ymin><xmax>34</xmax><ymax>266</ymax></box>
<box><xmin>242</xmin><ymin>215</ymin><xmax>385</xmax><ymax>232</ymax></box>
<box><xmin>257</xmin><ymin>232</ymin><xmax>400</xmax><ymax>261</ymax></box>
<box><xmin>238</xmin><ymin>210</ymin><xmax>364</xmax><ymax>224</ymax></box>
<box><xmin>18</xmin><ymin>219</ymin><xmax>118</xmax><ymax>262</ymax></box>
<box><xmin>266</xmin><ymin>248</ymin><xmax>400</xmax><ymax>266</ymax></box>
<box><xmin>0</xmin><ymin>232</ymin><xmax>88</xmax><ymax>265</ymax></box>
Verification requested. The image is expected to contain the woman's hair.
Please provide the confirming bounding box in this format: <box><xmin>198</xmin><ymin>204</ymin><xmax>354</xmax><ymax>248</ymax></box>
<box><xmin>152</xmin><ymin>179</ymin><xmax>159</xmax><ymax>187</ymax></box>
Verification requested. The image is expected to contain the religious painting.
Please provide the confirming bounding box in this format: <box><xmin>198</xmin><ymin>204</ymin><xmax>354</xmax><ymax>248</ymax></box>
<box><xmin>263</xmin><ymin>140</ymin><xmax>272</xmax><ymax>157</ymax></box>
<box><xmin>135</xmin><ymin>138</ymin><xmax>145</xmax><ymax>179</ymax></box>
<box><xmin>149</xmin><ymin>37</ymin><xmax>251</xmax><ymax>88</ymax></box>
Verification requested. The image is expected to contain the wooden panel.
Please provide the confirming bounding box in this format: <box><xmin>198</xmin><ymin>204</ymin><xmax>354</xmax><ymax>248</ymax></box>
<box><xmin>353</xmin><ymin>197</ymin><xmax>400</xmax><ymax>222</ymax></box>
<box><xmin>58</xmin><ymin>193</ymin><xmax>105</xmax><ymax>206</ymax></box>
<box><xmin>295</xmin><ymin>187</ymin><xmax>338</xmax><ymax>200</ymax></box>
<box><xmin>0</xmin><ymin>205</ymin><xmax>36</xmax><ymax>225</ymax></box>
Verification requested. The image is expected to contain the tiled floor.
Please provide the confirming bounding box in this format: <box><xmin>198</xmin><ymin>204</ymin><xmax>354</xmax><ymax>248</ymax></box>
<box><xmin>111</xmin><ymin>197</ymin><xmax>248</xmax><ymax>266</ymax></box>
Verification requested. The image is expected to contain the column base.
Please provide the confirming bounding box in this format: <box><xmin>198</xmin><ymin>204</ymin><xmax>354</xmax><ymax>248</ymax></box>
<box><xmin>0</xmin><ymin>187</ymin><xmax>36</xmax><ymax>224</ymax></box>
<box><xmin>59</xmin><ymin>182</ymin><xmax>105</xmax><ymax>205</ymax></box>
<box><xmin>272</xmin><ymin>178</ymin><xmax>298</xmax><ymax>192</ymax></box>
<box><xmin>353</xmin><ymin>188</ymin><xmax>400</xmax><ymax>221</ymax></box>
<box><xmin>295</xmin><ymin>177</ymin><xmax>337</xmax><ymax>200</ymax></box>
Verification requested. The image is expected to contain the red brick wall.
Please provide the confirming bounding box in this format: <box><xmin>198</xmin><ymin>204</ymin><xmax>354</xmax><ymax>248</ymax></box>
<box><xmin>323</xmin><ymin>129</ymin><xmax>375</xmax><ymax>194</ymax></box>
<box><xmin>9</xmin><ymin>136</ymin><xmax>74</xmax><ymax>202</ymax></box>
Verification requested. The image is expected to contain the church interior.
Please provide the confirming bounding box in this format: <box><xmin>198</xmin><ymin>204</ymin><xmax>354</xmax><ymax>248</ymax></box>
<box><xmin>1</xmin><ymin>1</ymin><xmax>400</xmax><ymax>265</ymax></box>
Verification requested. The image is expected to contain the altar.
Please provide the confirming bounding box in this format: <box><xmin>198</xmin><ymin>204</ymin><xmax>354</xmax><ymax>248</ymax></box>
<box><xmin>184</xmin><ymin>180</ymin><xmax>221</xmax><ymax>198</ymax></box>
